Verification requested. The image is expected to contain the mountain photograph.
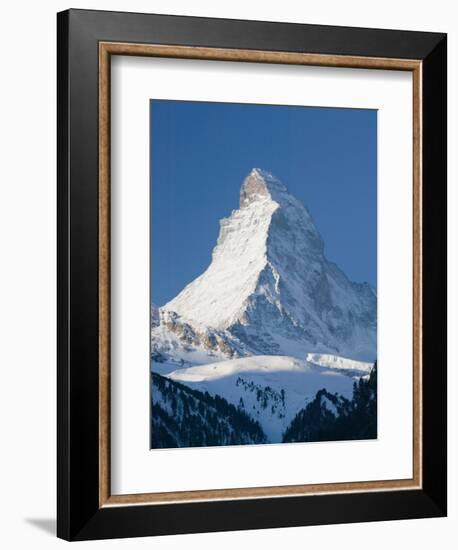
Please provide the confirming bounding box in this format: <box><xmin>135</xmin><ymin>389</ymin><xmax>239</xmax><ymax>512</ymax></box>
<box><xmin>150</xmin><ymin>100</ymin><xmax>377</xmax><ymax>448</ymax></box>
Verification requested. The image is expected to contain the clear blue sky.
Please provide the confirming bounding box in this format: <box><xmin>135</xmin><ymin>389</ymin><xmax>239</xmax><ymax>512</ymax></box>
<box><xmin>150</xmin><ymin>100</ymin><xmax>377</xmax><ymax>307</ymax></box>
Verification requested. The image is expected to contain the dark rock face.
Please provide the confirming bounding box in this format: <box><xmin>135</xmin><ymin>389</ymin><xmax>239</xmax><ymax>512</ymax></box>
<box><xmin>239</xmin><ymin>168</ymin><xmax>280</xmax><ymax>207</ymax></box>
<box><xmin>151</xmin><ymin>309</ymin><xmax>244</xmax><ymax>367</ymax></box>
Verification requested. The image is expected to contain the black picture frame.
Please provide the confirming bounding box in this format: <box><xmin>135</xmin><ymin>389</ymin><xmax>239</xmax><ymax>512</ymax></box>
<box><xmin>57</xmin><ymin>8</ymin><xmax>447</xmax><ymax>541</ymax></box>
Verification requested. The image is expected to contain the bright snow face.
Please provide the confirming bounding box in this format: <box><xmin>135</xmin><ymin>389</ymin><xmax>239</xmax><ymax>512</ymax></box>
<box><xmin>165</xmin><ymin>170</ymin><xmax>280</xmax><ymax>329</ymax></box>
<box><xmin>158</xmin><ymin>168</ymin><xmax>376</xmax><ymax>362</ymax></box>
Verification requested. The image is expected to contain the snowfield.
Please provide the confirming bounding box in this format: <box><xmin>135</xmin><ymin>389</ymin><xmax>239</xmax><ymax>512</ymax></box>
<box><xmin>167</xmin><ymin>355</ymin><xmax>361</xmax><ymax>442</ymax></box>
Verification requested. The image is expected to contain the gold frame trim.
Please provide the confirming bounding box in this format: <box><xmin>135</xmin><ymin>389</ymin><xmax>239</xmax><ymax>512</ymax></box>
<box><xmin>98</xmin><ymin>42</ymin><xmax>422</xmax><ymax>507</ymax></box>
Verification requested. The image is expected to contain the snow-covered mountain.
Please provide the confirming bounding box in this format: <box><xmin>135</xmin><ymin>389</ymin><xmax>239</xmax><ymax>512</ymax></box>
<box><xmin>153</xmin><ymin>168</ymin><xmax>376</xmax><ymax>364</ymax></box>
<box><xmin>150</xmin><ymin>168</ymin><xmax>377</xmax><ymax>448</ymax></box>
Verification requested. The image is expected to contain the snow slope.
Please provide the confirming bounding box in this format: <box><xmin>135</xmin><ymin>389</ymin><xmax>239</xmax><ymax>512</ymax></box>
<box><xmin>167</xmin><ymin>355</ymin><xmax>357</xmax><ymax>442</ymax></box>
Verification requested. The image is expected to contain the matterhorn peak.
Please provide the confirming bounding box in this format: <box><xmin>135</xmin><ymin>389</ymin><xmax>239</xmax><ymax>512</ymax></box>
<box><xmin>160</xmin><ymin>169</ymin><xmax>376</xmax><ymax>361</ymax></box>
<box><xmin>239</xmin><ymin>168</ymin><xmax>288</xmax><ymax>208</ymax></box>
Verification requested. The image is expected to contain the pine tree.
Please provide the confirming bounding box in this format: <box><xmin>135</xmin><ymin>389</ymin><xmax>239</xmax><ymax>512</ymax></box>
<box><xmin>282</xmin><ymin>362</ymin><xmax>377</xmax><ymax>443</ymax></box>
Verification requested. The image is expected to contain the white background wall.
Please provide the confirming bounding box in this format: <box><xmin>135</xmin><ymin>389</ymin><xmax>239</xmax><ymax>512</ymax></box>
<box><xmin>0</xmin><ymin>1</ymin><xmax>454</xmax><ymax>548</ymax></box>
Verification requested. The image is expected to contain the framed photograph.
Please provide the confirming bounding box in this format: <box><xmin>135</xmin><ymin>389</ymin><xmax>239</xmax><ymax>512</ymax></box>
<box><xmin>57</xmin><ymin>9</ymin><xmax>447</xmax><ymax>541</ymax></box>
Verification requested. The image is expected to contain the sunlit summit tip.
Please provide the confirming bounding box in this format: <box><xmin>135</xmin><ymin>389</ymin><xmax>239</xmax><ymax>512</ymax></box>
<box><xmin>240</xmin><ymin>168</ymin><xmax>288</xmax><ymax>208</ymax></box>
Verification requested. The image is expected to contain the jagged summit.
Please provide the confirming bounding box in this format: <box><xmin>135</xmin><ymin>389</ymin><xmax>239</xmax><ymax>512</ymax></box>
<box><xmin>156</xmin><ymin>169</ymin><xmax>376</xmax><ymax>362</ymax></box>
<box><xmin>239</xmin><ymin>168</ymin><xmax>288</xmax><ymax>208</ymax></box>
